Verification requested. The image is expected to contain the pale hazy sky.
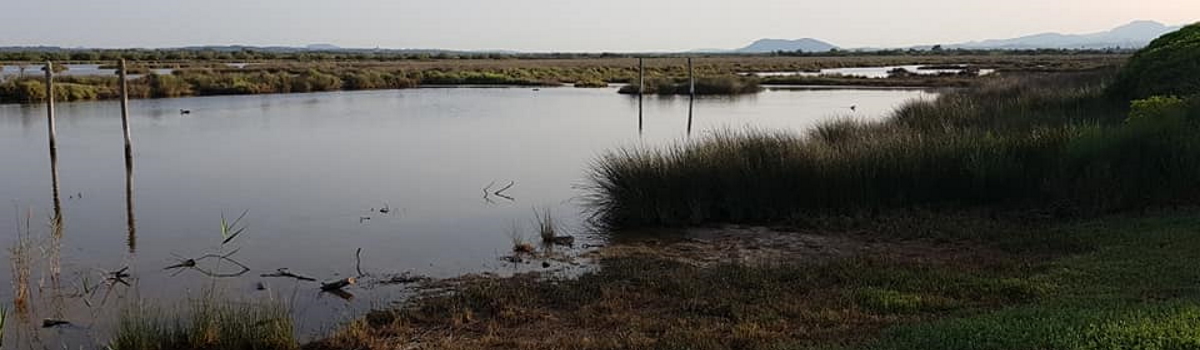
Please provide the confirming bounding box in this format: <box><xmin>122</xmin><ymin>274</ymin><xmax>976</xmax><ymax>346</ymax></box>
<box><xmin>3</xmin><ymin>0</ymin><xmax>1196</xmax><ymax>51</ymax></box>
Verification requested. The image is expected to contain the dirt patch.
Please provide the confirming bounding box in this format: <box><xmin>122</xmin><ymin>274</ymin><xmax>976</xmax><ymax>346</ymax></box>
<box><xmin>585</xmin><ymin>225</ymin><xmax>1012</xmax><ymax>268</ymax></box>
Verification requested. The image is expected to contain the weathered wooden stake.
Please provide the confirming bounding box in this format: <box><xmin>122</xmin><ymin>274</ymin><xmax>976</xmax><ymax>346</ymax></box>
<box><xmin>45</xmin><ymin>62</ymin><xmax>63</xmax><ymax>229</ymax></box>
<box><xmin>119</xmin><ymin>59</ymin><xmax>133</xmax><ymax>153</ymax></box>
<box><xmin>45</xmin><ymin>62</ymin><xmax>57</xmax><ymax>158</ymax></box>
<box><xmin>638</xmin><ymin>58</ymin><xmax>645</xmax><ymax>95</ymax></box>
<box><xmin>688</xmin><ymin>57</ymin><xmax>695</xmax><ymax>96</ymax></box>
<box><xmin>638</xmin><ymin>58</ymin><xmax>644</xmax><ymax>135</ymax></box>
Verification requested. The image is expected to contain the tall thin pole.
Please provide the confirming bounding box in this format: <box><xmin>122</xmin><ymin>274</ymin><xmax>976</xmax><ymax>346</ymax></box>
<box><xmin>45</xmin><ymin>62</ymin><xmax>63</xmax><ymax>231</ymax></box>
<box><xmin>45</xmin><ymin>62</ymin><xmax>57</xmax><ymax>159</ymax></box>
<box><xmin>688</xmin><ymin>57</ymin><xmax>695</xmax><ymax>96</ymax></box>
<box><xmin>638</xmin><ymin>58</ymin><xmax>645</xmax><ymax>96</ymax></box>
<box><xmin>638</xmin><ymin>57</ymin><xmax>644</xmax><ymax>135</ymax></box>
<box><xmin>119</xmin><ymin>59</ymin><xmax>137</xmax><ymax>253</ymax></box>
<box><xmin>119</xmin><ymin>59</ymin><xmax>133</xmax><ymax>153</ymax></box>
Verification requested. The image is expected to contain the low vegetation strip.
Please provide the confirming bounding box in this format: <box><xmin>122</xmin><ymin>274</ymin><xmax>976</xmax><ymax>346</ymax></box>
<box><xmin>0</xmin><ymin>54</ymin><xmax>1124</xmax><ymax>103</ymax></box>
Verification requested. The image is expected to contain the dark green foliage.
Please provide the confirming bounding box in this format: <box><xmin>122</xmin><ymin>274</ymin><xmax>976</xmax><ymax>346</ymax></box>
<box><xmin>1111</xmin><ymin>23</ymin><xmax>1200</xmax><ymax>100</ymax></box>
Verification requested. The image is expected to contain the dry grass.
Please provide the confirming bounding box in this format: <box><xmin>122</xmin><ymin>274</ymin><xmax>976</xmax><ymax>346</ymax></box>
<box><xmin>533</xmin><ymin>208</ymin><xmax>558</xmax><ymax>245</ymax></box>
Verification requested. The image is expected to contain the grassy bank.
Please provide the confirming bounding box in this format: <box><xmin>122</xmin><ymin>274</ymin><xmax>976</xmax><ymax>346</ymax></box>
<box><xmin>586</xmin><ymin>70</ymin><xmax>1200</xmax><ymax>229</ymax></box>
<box><xmin>1</xmin><ymin>54</ymin><xmax>1123</xmax><ymax>103</ymax></box>
<box><xmin>301</xmin><ymin>209</ymin><xmax>1200</xmax><ymax>350</ymax></box>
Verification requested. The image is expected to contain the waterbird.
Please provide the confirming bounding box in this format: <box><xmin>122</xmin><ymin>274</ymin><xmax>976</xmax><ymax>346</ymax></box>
<box><xmin>849</xmin><ymin>105</ymin><xmax>857</xmax><ymax>111</ymax></box>
<box><xmin>179</xmin><ymin>109</ymin><xmax>191</xmax><ymax>115</ymax></box>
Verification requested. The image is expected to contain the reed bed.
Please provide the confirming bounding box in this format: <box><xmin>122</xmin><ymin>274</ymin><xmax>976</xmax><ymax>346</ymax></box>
<box><xmin>586</xmin><ymin>70</ymin><xmax>1200</xmax><ymax>229</ymax></box>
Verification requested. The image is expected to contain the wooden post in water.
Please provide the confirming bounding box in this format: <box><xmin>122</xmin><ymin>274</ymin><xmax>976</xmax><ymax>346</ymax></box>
<box><xmin>688</xmin><ymin>57</ymin><xmax>695</xmax><ymax>96</ymax></box>
<box><xmin>119</xmin><ymin>59</ymin><xmax>133</xmax><ymax>153</ymax></box>
<box><xmin>638</xmin><ymin>58</ymin><xmax>644</xmax><ymax>134</ymax></box>
<box><xmin>119</xmin><ymin>59</ymin><xmax>136</xmax><ymax>253</ymax></box>
<box><xmin>687</xmin><ymin>57</ymin><xmax>695</xmax><ymax>136</ymax></box>
<box><xmin>45</xmin><ymin>62</ymin><xmax>57</xmax><ymax>159</ymax></box>
<box><xmin>45</xmin><ymin>61</ymin><xmax>63</xmax><ymax>230</ymax></box>
<box><xmin>638</xmin><ymin>58</ymin><xmax>645</xmax><ymax>95</ymax></box>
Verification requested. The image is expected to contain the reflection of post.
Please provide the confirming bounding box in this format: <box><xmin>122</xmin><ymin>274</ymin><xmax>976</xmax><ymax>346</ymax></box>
<box><xmin>687</xmin><ymin>95</ymin><xmax>694</xmax><ymax>136</ymax></box>
<box><xmin>125</xmin><ymin>148</ymin><xmax>136</xmax><ymax>253</ymax></box>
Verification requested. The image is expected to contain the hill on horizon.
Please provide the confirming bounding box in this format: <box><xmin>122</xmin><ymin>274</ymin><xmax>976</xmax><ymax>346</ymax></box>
<box><xmin>734</xmin><ymin>38</ymin><xmax>839</xmax><ymax>53</ymax></box>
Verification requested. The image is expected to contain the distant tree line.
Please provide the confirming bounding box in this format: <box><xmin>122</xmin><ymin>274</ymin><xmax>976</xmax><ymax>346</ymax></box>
<box><xmin>0</xmin><ymin>47</ymin><xmax>1134</xmax><ymax>63</ymax></box>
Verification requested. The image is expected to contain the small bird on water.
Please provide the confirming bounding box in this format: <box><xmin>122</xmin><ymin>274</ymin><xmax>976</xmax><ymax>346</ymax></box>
<box><xmin>179</xmin><ymin>109</ymin><xmax>191</xmax><ymax>115</ymax></box>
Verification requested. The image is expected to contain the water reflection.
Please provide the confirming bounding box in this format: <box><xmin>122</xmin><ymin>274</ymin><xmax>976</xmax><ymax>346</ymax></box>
<box><xmin>0</xmin><ymin>86</ymin><xmax>937</xmax><ymax>346</ymax></box>
<box><xmin>126</xmin><ymin>147</ymin><xmax>136</xmax><ymax>253</ymax></box>
<box><xmin>687</xmin><ymin>96</ymin><xmax>695</xmax><ymax>136</ymax></box>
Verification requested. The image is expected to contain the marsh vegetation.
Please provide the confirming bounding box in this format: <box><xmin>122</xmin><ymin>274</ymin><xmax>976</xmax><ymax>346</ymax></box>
<box><xmin>1</xmin><ymin>54</ymin><xmax>1124</xmax><ymax>103</ymax></box>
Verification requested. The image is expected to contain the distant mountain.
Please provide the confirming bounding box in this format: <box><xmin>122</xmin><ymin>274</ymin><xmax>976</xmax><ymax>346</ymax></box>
<box><xmin>305</xmin><ymin>43</ymin><xmax>342</xmax><ymax>51</ymax></box>
<box><xmin>949</xmin><ymin>21</ymin><xmax>1183</xmax><ymax>50</ymax></box>
<box><xmin>735</xmin><ymin>38</ymin><xmax>838</xmax><ymax>53</ymax></box>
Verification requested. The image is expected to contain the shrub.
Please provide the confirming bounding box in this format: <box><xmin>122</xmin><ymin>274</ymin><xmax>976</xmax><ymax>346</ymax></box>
<box><xmin>1111</xmin><ymin>23</ymin><xmax>1200</xmax><ymax>100</ymax></box>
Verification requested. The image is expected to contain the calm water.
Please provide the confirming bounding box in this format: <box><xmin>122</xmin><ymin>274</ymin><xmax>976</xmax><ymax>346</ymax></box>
<box><xmin>0</xmin><ymin>86</ymin><xmax>933</xmax><ymax>346</ymax></box>
<box><xmin>753</xmin><ymin>64</ymin><xmax>997</xmax><ymax>78</ymax></box>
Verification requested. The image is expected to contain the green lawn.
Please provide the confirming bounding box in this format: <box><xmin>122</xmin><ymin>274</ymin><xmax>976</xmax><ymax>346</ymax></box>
<box><xmin>868</xmin><ymin>212</ymin><xmax>1200</xmax><ymax>350</ymax></box>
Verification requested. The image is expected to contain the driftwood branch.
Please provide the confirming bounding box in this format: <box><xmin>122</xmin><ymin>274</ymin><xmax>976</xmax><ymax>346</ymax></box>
<box><xmin>261</xmin><ymin>268</ymin><xmax>316</xmax><ymax>282</ymax></box>
<box><xmin>356</xmin><ymin>248</ymin><xmax>365</xmax><ymax>277</ymax></box>
<box><xmin>493</xmin><ymin>181</ymin><xmax>516</xmax><ymax>201</ymax></box>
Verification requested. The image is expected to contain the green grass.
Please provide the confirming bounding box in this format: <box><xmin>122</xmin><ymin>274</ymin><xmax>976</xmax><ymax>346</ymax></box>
<box><xmin>867</xmin><ymin>213</ymin><xmax>1200</xmax><ymax>350</ymax></box>
<box><xmin>586</xmin><ymin>70</ymin><xmax>1200</xmax><ymax>229</ymax></box>
<box><xmin>110</xmin><ymin>297</ymin><xmax>296</xmax><ymax>350</ymax></box>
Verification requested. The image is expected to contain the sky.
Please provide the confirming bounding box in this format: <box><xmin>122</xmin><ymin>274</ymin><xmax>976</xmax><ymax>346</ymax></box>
<box><xmin>2</xmin><ymin>0</ymin><xmax>1196</xmax><ymax>51</ymax></box>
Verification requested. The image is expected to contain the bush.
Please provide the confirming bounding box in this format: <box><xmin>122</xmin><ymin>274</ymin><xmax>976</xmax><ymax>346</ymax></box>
<box><xmin>1111</xmin><ymin>23</ymin><xmax>1200</xmax><ymax>100</ymax></box>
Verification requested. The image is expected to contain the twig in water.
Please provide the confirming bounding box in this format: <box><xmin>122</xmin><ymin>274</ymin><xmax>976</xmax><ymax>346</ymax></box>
<box><xmin>355</xmin><ymin>248</ymin><xmax>365</xmax><ymax>277</ymax></box>
<box><xmin>493</xmin><ymin>181</ymin><xmax>516</xmax><ymax>201</ymax></box>
<box><xmin>261</xmin><ymin>268</ymin><xmax>317</xmax><ymax>282</ymax></box>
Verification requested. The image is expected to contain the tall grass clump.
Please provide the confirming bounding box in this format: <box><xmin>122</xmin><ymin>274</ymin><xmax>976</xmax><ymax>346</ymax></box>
<box><xmin>109</xmin><ymin>298</ymin><xmax>296</xmax><ymax>350</ymax></box>
<box><xmin>587</xmin><ymin>69</ymin><xmax>1200</xmax><ymax>229</ymax></box>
